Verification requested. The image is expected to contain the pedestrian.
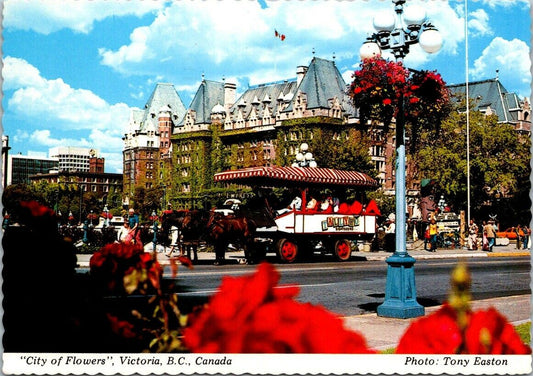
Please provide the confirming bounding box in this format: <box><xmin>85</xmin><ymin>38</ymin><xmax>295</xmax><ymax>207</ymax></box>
<box><xmin>423</xmin><ymin>224</ymin><xmax>430</xmax><ymax>251</ymax></box>
<box><xmin>384</xmin><ymin>218</ymin><xmax>396</xmax><ymax>252</ymax></box>
<box><xmin>522</xmin><ymin>225</ymin><xmax>530</xmax><ymax>250</ymax></box>
<box><xmin>128</xmin><ymin>208</ymin><xmax>141</xmax><ymax>245</ymax></box>
<box><xmin>484</xmin><ymin>220</ymin><xmax>496</xmax><ymax>252</ymax></box>
<box><xmin>481</xmin><ymin>221</ymin><xmax>489</xmax><ymax>251</ymax></box>
<box><xmin>429</xmin><ymin>218</ymin><xmax>438</xmax><ymax>252</ymax></box>
<box><xmin>116</xmin><ymin>221</ymin><xmax>131</xmax><ymax>243</ymax></box>
<box><xmin>468</xmin><ymin>219</ymin><xmax>478</xmax><ymax>250</ymax></box>
<box><xmin>515</xmin><ymin>225</ymin><xmax>524</xmax><ymax>250</ymax></box>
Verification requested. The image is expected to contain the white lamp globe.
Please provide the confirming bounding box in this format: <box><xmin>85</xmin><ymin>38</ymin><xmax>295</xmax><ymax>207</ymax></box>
<box><xmin>296</xmin><ymin>152</ymin><xmax>304</xmax><ymax>161</ymax></box>
<box><xmin>403</xmin><ymin>5</ymin><xmax>426</xmax><ymax>27</ymax></box>
<box><xmin>373</xmin><ymin>12</ymin><xmax>395</xmax><ymax>32</ymax></box>
<box><xmin>419</xmin><ymin>28</ymin><xmax>442</xmax><ymax>53</ymax></box>
<box><xmin>291</xmin><ymin>162</ymin><xmax>299</xmax><ymax>167</ymax></box>
<box><xmin>304</xmin><ymin>152</ymin><xmax>313</xmax><ymax>161</ymax></box>
<box><xmin>300</xmin><ymin>143</ymin><xmax>309</xmax><ymax>152</ymax></box>
<box><xmin>309</xmin><ymin>160</ymin><xmax>318</xmax><ymax>168</ymax></box>
<box><xmin>359</xmin><ymin>41</ymin><xmax>381</xmax><ymax>60</ymax></box>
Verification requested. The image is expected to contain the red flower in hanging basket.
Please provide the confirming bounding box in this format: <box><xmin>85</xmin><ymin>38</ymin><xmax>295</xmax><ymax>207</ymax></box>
<box><xmin>349</xmin><ymin>57</ymin><xmax>450</xmax><ymax>133</ymax></box>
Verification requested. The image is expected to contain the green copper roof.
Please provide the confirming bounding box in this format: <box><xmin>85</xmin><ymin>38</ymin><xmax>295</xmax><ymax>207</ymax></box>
<box><xmin>448</xmin><ymin>79</ymin><xmax>522</xmax><ymax>123</ymax></box>
<box><xmin>284</xmin><ymin>57</ymin><xmax>354</xmax><ymax>114</ymax></box>
<box><xmin>141</xmin><ymin>83</ymin><xmax>187</xmax><ymax>131</ymax></box>
<box><xmin>180</xmin><ymin>80</ymin><xmax>225</xmax><ymax>125</ymax></box>
<box><xmin>229</xmin><ymin>80</ymin><xmax>297</xmax><ymax>118</ymax></box>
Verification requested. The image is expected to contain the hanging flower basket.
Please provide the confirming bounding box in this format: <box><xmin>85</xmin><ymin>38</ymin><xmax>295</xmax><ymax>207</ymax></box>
<box><xmin>349</xmin><ymin>57</ymin><xmax>450</xmax><ymax>134</ymax></box>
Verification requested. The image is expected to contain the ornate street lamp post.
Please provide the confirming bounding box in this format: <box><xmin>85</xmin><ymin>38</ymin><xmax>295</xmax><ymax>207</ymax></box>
<box><xmin>103</xmin><ymin>204</ymin><xmax>110</xmax><ymax>227</ymax></box>
<box><xmin>150</xmin><ymin>210</ymin><xmax>158</xmax><ymax>252</ymax></box>
<box><xmin>291</xmin><ymin>143</ymin><xmax>318</xmax><ymax>168</ymax></box>
<box><xmin>360</xmin><ymin>0</ymin><xmax>442</xmax><ymax>318</ymax></box>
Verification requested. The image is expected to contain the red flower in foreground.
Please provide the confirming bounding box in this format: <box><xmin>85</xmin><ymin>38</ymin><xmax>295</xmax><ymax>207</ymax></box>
<box><xmin>464</xmin><ymin>308</ymin><xmax>530</xmax><ymax>354</ymax></box>
<box><xmin>396</xmin><ymin>304</ymin><xmax>462</xmax><ymax>354</ymax></box>
<box><xmin>396</xmin><ymin>304</ymin><xmax>530</xmax><ymax>354</ymax></box>
<box><xmin>183</xmin><ymin>262</ymin><xmax>375</xmax><ymax>353</ymax></box>
<box><xmin>106</xmin><ymin>313</ymin><xmax>138</xmax><ymax>339</ymax></box>
<box><xmin>90</xmin><ymin>243</ymin><xmax>162</xmax><ymax>294</ymax></box>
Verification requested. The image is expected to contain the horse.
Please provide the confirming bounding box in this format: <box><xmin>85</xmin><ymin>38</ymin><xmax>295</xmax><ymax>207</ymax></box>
<box><xmin>161</xmin><ymin>209</ymin><xmax>209</xmax><ymax>262</ymax></box>
<box><xmin>205</xmin><ymin>210</ymin><xmax>257</xmax><ymax>265</ymax></box>
<box><xmin>180</xmin><ymin>209</ymin><xmax>210</xmax><ymax>262</ymax></box>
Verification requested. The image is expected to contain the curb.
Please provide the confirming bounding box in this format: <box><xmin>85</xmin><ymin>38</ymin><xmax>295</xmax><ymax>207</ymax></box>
<box><xmin>363</xmin><ymin>252</ymin><xmax>488</xmax><ymax>261</ymax></box>
<box><xmin>76</xmin><ymin>252</ymin><xmax>529</xmax><ymax>267</ymax></box>
<box><xmin>487</xmin><ymin>251</ymin><xmax>530</xmax><ymax>257</ymax></box>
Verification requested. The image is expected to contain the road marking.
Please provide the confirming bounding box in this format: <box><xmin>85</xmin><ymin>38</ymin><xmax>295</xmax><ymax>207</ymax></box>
<box><xmin>298</xmin><ymin>282</ymin><xmax>337</xmax><ymax>288</ymax></box>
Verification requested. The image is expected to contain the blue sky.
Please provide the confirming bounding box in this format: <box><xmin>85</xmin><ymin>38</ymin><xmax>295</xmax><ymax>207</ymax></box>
<box><xmin>2</xmin><ymin>0</ymin><xmax>531</xmax><ymax>173</ymax></box>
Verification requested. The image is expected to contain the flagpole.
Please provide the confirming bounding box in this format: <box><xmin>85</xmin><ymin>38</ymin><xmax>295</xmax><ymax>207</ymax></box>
<box><xmin>465</xmin><ymin>0</ymin><xmax>471</xmax><ymax>227</ymax></box>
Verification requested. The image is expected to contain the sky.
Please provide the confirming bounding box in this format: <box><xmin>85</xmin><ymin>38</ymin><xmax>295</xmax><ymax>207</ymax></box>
<box><xmin>2</xmin><ymin>0</ymin><xmax>531</xmax><ymax>173</ymax></box>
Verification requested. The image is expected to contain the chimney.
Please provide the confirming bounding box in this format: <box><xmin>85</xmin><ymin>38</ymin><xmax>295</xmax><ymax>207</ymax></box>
<box><xmin>296</xmin><ymin>66</ymin><xmax>307</xmax><ymax>86</ymax></box>
<box><xmin>224</xmin><ymin>82</ymin><xmax>237</xmax><ymax>110</ymax></box>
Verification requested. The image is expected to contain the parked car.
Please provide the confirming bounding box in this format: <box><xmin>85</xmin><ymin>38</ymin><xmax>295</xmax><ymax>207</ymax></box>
<box><xmin>496</xmin><ymin>227</ymin><xmax>522</xmax><ymax>239</ymax></box>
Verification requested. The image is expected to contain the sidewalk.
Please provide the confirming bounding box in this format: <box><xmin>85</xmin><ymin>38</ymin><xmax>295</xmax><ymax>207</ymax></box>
<box><xmin>363</xmin><ymin>241</ymin><xmax>530</xmax><ymax>261</ymax></box>
<box><xmin>75</xmin><ymin>242</ymin><xmax>530</xmax><ymax>267</ymax></box>
<box><xmin>344</xmin><ymin>294</ymin><xmax>531</xmax><ymax>351</ymax></box>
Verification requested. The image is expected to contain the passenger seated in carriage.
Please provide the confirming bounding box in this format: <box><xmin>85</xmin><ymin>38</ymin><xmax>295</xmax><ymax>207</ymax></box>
<box><xmin>276</xmin><ymin>195</ymin><xmax>302</xmax><ymax>216</ymax></box>
<box><xmin>306</xmin><ymin>195</ymin><xmax>319</xmax><ymax>211</ymax></box>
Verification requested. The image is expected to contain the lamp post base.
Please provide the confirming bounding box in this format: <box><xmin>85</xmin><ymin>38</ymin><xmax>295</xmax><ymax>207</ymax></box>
<box><xmin>377</xmin><ymin>253</ymin><xmax>425</xmax><ymax>319</ymax></box>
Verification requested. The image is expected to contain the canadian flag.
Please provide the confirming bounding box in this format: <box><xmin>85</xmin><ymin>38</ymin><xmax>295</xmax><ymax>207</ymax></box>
<box><xmin>274</xmin><ymin>29</ymin><xmax>286</xmax><ymax>41</ymax></box>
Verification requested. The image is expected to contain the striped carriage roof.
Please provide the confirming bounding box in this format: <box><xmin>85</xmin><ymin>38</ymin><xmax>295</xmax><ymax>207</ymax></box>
<box><xmin>214</xmin><ymin>166</ymin><xmax>378</xmax><ymax>188</ymax></box>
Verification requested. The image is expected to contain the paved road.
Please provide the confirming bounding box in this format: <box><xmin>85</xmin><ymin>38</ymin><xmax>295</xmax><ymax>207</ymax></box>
<box><xmin>164</xmin><ymin>256</ymin><xmax>530</xmax><ymax>316</ymax></box>
<box><xmin>76</xmin><ymin>244</ymin><xmax>531</xmax><ymax>350</ymax></box>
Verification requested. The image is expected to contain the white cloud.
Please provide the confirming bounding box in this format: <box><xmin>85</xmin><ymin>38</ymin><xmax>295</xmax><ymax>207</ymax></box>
<box><xmin>468</xmin><ymin>9</ymin><xmax>492</xmax><ymax>37</ymax></box>
<box><xmin>2</xmin><ymin>57</ymin><xmax>46</xmax><ymax>90</ymax></box>
<box><xmin>29</xmin><ymin>130</ymin><xmax>91</xmax><ymax>149</ymax></box>
<box><xmin>480</xmin><ymin>0</ymin><xmax>530</xmax><ymax>8</ymax></box>
<box><xmin>471</xmin><ymin>37</ymin><xmax>531</xmax><ymax>97</ymax></box>
<box><xmin>98</xmin><ymin>1</ymin><xmax>463</xmax><ymax>82</ymax></box>
<box><xmin>3</xmin><ymin>0</ymin><xmax>165</xmax><ymax>35</ymax></box>
<box><xmin>3</xmin><ymin>56</ymin><xmax>131</xmax><ymax>172</ymax></box>
<box><xmin>4</xmin><ymin>57</ymin><xmax>131</xmax><ymax>132</ymax></box>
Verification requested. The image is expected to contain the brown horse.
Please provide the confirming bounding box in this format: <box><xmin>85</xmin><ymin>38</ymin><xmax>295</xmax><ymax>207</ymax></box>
<box><xmin>180</xmin><ymin>210</ymin><xmax>210</xmax><ymax>261</ymax></box>
<box><xmin>206</xmin><ymin>210</ymin><xmax>256</xmax><ymax>265</ymax></box>
<box><xmin>160</xmin><ymin>210</ymin><xmax>199</xmax><ymax>260</ymax></box>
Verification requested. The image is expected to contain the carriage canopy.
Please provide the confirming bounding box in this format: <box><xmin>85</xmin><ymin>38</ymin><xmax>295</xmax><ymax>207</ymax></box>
<box><xmin>214</xmin><ymin>166</ymin><xmax>378</xmax><ymax>188</ymax></box>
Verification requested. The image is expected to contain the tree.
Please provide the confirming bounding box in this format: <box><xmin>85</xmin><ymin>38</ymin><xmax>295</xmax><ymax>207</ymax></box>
<box><xmin>310</xmin><ymin>127</ymin><xmax>377</xmax><ymax>176</ymax></box>
<box><xmin>415</xmin><ymin>101</ymin><xmax>531</xmax><ymax>226</ymax></box>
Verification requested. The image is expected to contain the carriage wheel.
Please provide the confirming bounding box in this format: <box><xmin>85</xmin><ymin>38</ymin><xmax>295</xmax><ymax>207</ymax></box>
<box><xmin>278</xmin><ymin>238</ymin><xmax>298</xmax><ymax>263</ymax></box>
<box><xmin>334</xmin><ymin>239</ymin><xmax>352</xmax><ymax>261</ymax></box>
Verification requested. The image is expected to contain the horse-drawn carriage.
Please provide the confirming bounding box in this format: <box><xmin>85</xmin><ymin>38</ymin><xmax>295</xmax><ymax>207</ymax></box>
<box><xmin>213</xmin><ymin>165</ymin><xmax>380</xmax><ymax>263</ymax></box>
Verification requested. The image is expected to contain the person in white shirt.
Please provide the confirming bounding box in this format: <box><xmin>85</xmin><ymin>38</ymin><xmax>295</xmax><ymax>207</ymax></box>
<box><xmin>277</xmin><ymin>196</ymin><xmax>302</xmax><ymax>215</ymax></box>
<box><xmin>116</xmin><ymin>221</ymin><xmax>131</xmax><ymax>243</ymax></box>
